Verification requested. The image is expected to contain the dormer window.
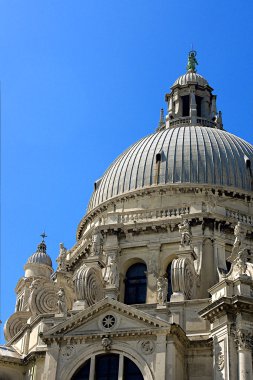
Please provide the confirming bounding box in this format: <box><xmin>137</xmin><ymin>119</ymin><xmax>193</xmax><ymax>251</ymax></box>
<box><xmin>182</xmin><ymin>95</ymin><xmax>190</xmax><ymax>116</ymax></box>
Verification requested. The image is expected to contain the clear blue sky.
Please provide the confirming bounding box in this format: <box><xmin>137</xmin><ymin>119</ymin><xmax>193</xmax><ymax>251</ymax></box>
<box><xmin>1</xmin><ymin>0</ymin><xmax>253</xmax><ymax>342</ymax></box>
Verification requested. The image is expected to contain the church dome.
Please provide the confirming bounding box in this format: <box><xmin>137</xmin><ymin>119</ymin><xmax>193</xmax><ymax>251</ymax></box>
<box><xmin>172</xmin><ymin>72</ymin><xmax>209</xmax><ymax>87</ymax></box>
<box><xmin>88</xmin><ymin>126</ymin><xmax>253</xmax><ymax>211</ymax></box>
<box><xmin>26</xmin><ymin>241</ymin><xmax>52</xmax><ymax>267</ymax></box>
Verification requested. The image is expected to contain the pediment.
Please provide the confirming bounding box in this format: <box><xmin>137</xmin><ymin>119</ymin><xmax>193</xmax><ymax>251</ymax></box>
<box><xmin>42</xmin><ymin>298</ymin><xmax>170</xmax><ymax>340</ymax></box>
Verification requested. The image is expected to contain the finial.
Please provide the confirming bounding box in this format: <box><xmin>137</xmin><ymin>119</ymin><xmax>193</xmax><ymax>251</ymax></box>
<box><xmin>158</xmin><ymin>108</ymin><xmax>165</xmax><ymax>128</ymax></box>
<box><xmin>40</xmin><ymin>231</ymin><xmax>47</xmax><ymax>242</ymax></box>
<box><xmin>187</xmin><ymin>50</ymin><xmax>198</xmax><ymax>72</ymax></box>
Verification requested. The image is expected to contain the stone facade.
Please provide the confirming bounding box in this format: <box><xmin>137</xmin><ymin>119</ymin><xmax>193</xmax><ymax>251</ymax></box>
<box><xmin>1</xmin><ymin>52</ymin><xmax>253</xmax><ymax>379</ymax></box>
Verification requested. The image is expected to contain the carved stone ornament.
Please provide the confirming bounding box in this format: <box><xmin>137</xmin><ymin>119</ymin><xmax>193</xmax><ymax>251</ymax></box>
<box><xmin>171</xmin><ymin>257</ymin><xmax>196</xmax><ymax>299</ymax></box>
<box><xmin>61</xmin><ymin>345</ymin><xmax>76</xmax><ymax>360</ymax></box>
<box><xmin>139</xmin><ymin>340</ymin><xmax>155</xmax><ymax>355</ymax></box>
<box><xmin>74</xmin><ymin>264</ymin><xmax>104</xmax><ymax>306</ymax></box>
<box><xmin>235</xmin><ymin>329</ymin><xmax>253</xmax><ymax>350</ymax></box>
<box><xmin>101</xmin><ymin>336</ymin><xmax>112</xmax><ymax>351</ymax></box>
<box><xmin>4</xmin><ymin>311</ymin><xmax>31</xmax><ymax>341</ymax></box>
<box><xmin>216</xmin><ymin>352</ymin><xmax>225</xmax><ymax>371</ymax></box>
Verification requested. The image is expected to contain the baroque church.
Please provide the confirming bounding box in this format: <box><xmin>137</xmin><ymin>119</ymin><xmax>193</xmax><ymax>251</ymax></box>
<box><xmin>1</xmin><ymin>52</ymin><xmax>253</xmax><ymax>380</ymax></box>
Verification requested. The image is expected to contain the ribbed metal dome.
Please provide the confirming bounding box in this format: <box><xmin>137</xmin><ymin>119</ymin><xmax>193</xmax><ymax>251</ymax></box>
<box><xmin>88</xmin><ymin>127</ymin><xmax>253</xmax><ymax>211</ymax></box>
<box><xmin>26</xmin><ymin>241</ymin><xmax>52</xmax><ymax>267</ymax></box>
<box><xmin>173</xmin><ymin>72</ymin><xmax>208</xmax><ymax>87</ymax></box>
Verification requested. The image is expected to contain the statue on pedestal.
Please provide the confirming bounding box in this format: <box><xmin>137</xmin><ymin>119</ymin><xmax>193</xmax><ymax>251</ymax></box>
<box><xmin>157</xmin><ymin>276</ymin><xmax>168</xmax><ymax>304</ymax></box>
<box><xmin>57</xmin><ymin>288</ymin><xmax>67</xmax><ymax>315</ymax></box>
<box><xmin>91</xmin><ymin>229</ymin><xmax>103</xmax><ymax>256</ymax></box>
<box><xmin>178</xmin><ymin>219</ymin><xmax>192</xmax><ymax>246</ymax></box>
<box><xmin>56</xmin><ymin>243</ymin><xmax>67</xmax><ymax>271</ymax></box>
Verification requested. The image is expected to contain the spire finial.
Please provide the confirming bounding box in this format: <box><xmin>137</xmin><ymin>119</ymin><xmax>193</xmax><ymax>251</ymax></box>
<box><xmin>157</xmin><ymin>108</ymin><xmax>165</xmax><ymax>131</ymax></box>
<box><xmin>40</xmin><ymin>231</ymin><xmax>47</xmax><ymax>242</ymax></box>
<box><xmin>187</xmin><ymin>50</ymin><xmax>198</xmax><ymax>72</ymax></box>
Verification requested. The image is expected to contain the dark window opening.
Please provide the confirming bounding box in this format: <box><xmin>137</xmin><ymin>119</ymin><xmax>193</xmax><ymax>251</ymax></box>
<box><xmin>182</xmin><ymin>95</ymin><xmax>190</xmax><ymax>116</ymax></box>
<box><xmin>196</xmin><ymin>96</ymin><xmax>202</xmax><ymax>117</ymax></box>
<box><xmin>156</xmin><ymin>152</ymin><xmax>162</xmax><ymax>163</ymax></box>
<box><xmin>72</xmin><ymin>355</ymin><xmax>144</xmax><ymax>380</ymax></box>
<box><xmin>72</xmin><ymin>358</ymin><xmax>91</xmax><ymax>380</ymax></box>
<box><xmin>124</xmin><ymin>263</ymin><xmax>147</xmax><ymax>305</ymax></box>
<box><xmin>95</xmin><ymin>354</ymin><xmax>119</xmax><ymax>380</ymax></box>
<box><xmin>123</xmin><ymin>356</ymin><xmax>143</xmax><ymax>380</ymax></box>
<box><xmin>166</xmin><ymin>262</ymin><xmax>173</xmax><ymax>301</ymax></box>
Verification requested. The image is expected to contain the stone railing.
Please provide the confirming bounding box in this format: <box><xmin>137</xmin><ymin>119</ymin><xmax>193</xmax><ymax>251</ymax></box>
<box><xmin>169</xmin><ymin>117</ymin><xmax>191</xmax><ymax>127</ymax></box>
<box><xmin>226</xmin><ymin>209</ymin><xmax>253</xmax><ymax>226</ymax></box>
<box><xmin>115</xmin><ymin>206</ymin><xmax>190</xmax><ymax>224</ymax></box>
<box><xmin>196</xmin><ymin>117</ymin><xmax>215</xmax><ymax>128</ymax></box>
<box><xmin>169</xmin><ymin>116</ymin><xmax>215</xmax><ymax>129</ymax></box>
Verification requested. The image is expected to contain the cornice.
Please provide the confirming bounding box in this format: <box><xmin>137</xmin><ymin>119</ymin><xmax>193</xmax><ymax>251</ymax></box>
<box><xmin>77</xmin><ymin>184</ymin><xmax>253</xmax><ymax>240</ymax></box>
<box><xmin>199</xmin><ymin>296</ymin><xmax>253</xmax><ymax>323</ymax></box>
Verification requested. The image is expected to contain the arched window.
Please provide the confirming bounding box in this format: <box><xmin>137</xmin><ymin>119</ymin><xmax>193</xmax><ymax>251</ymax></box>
<box><xmin>71</xmin><ymin>354</ymin><xmax>143</xmax><ymax>380</ymax></box>
<box><xmin>124</xmin><ymin>263</ymin><xmax>147</xmax><ymax>305</ymax></box>
<box><xmin>166</xmin><ymin>262</ymin><xmax>173</xmax><ymax>301</ymax></box>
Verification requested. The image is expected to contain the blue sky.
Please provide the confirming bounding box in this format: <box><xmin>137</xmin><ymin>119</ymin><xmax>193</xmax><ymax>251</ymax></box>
<box><xmin>1</xmin><ymin>0</ymin><xmax>253</xmax><ymax>342</ymax></box>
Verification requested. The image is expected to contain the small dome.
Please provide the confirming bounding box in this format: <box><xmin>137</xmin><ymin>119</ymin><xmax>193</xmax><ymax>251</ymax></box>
<box><xmin>173</xmin><ymin>71</ymin><xmax>208</xmax><ymax>87</ymax></box>
<box><xmin>88</xmin><ymin>126</ymin><xmax>253</xmax><ymax>211</ymax></box>
<box><xmin>26</xmin><ymin>241</ymin><xmax>52</xmax><ymax>267</ymax></box>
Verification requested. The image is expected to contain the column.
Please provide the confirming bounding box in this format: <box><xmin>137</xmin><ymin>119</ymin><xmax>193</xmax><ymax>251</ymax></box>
<box><xmin>236</xmin><ymin>330</ymin><xmax>253</xmax><ymax>380</ymax></box>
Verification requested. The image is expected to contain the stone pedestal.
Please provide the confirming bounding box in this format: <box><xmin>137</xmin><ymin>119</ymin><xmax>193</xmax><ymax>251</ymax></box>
<box><xmin>104</xmin><ymin>286</ymin><xmax>118</xmax><ymax>300</ymax></box>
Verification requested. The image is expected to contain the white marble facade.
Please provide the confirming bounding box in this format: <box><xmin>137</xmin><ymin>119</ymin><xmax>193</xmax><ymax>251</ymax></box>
<box><xmin>1</xmin><ymin>52</ymin><xmax>253</xmax><ymax>380</ymax></box>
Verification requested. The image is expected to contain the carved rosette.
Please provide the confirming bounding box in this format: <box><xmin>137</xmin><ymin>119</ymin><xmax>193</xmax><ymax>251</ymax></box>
<box><xmin>4</xmin><ymin>311</ymin><xmax>31</xmax><ymax>341</ymax></box>
<box><xmin>74</xmin><ymin>265</ymin><xmax>104</xmax><ymax>306</ymax></box>
<box><xmin>171</xmin><ymin>257</ymin><xmax>196</xmax><ymax>299</ymax></box>
<box><xmin>61</xmin><ymin>345</ymin><xmax>76</xmax><ymax>360</ymax></box>
<box><xmin>139</xmin><ymin>340</ymin><xmax>155</xmax><ymax>355</ymax></box>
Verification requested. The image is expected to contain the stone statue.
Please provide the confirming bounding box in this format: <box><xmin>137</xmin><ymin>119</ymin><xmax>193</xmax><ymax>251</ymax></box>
<box><xmin>214</xmin><ymin>111</ymin><xmax>223</xmax><ymax>129</ymax></box>
<box><xmin>57</xmin><ymin>288</ymin><xmax>67</xmax><ymax>315</ymax></box>
<box><xmin>107</xmin><ymin>257</ymin><xmax>119</xmax><ymax>288</ymax></box>
<box><xmin>157</xmin><ymin>275</ymin><xmax>168</xmax><ymax>304</ymax></box>
<box><xmin>91</xmin><ymin>229</ymin><xmax>103</xmax><ymax>256</ymax></box>
<box><xmin>233</xmin><ymin>222</ymin><xmax>245</xmax><ymax>253</ymax></box>
<box><xmin>178</xmin><ymin>219</ymin><xmax>192</xmax><ymax>246</ymax></box>
<box><xmin>56</xmin><ymin>243</ymin><xmax>67</xmax><ymax>271</ymax></box>
<box><xmin>234</xmin><ymin>248</ymin><xmax>248</xmax><ymax>275</ymax></box>
<box><xmin>187</xmin><ymin>50</ymin><xmax>198</xmax><ymax>72</ymax></box>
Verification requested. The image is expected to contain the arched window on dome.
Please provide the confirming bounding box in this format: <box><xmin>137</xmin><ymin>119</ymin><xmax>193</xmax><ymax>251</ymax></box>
<box><xmin>166</xmin><ymin>262</ymin><xmax>173</xmax><ymax>301</ymax></box>
<box><xmin>124</xmin><ymin>263</ymin><xmax>147</xmax><ymax>305</ymax></box>
<box><xmin>71</xmin><ymin>354</ymin><xmax>144</xmax><ymax>380</ymax></box>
